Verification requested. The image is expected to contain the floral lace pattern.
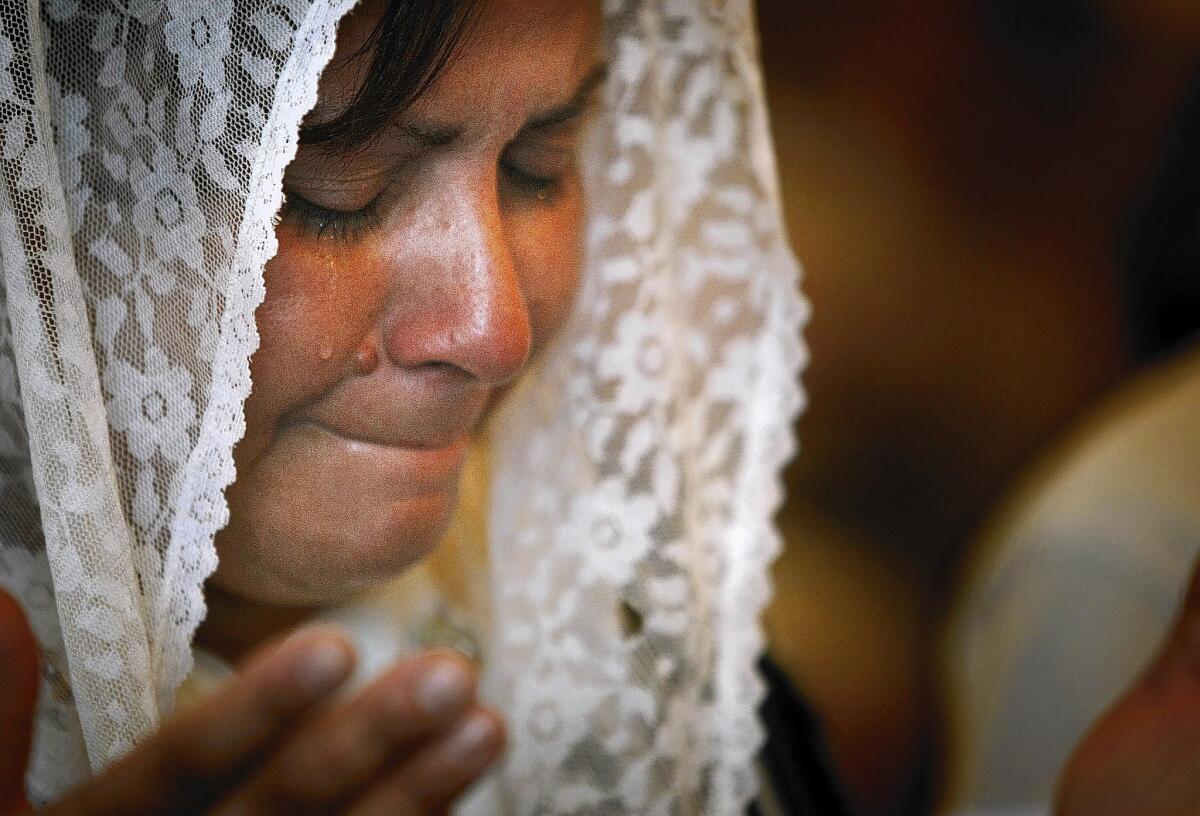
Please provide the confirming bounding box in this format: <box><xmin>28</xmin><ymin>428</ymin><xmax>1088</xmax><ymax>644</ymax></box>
<box><xmin>478</xmin><ymin>2</ymin><xmax>807</xmax><ymax>813</ymax></box>
<box><xmin>0</xmin><ymin>0</ymin><xmax>355</xmax><ymax>799</ymax></box>
<box><xmin>0</xmin><ymin>0</ymin><xmax>806</xmax><ymax>812</ymax></box>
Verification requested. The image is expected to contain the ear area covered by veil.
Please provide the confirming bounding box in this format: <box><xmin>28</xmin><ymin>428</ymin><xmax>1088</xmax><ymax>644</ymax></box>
<box><xmin>0</xmin><ymin>0</ymin><xmax>358</xmax><ymax>801</ymax></box>
<box><xmin>0</xmin><ymin>0</ymin><xmax>808</xmax><ymax>813</ymax></box>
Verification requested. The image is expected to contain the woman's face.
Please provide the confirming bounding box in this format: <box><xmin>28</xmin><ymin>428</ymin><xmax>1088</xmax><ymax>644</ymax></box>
<box><xmin>212</xmin><ymin>0</ymin><xmax>603</xmax><ymax>606</ymax></box>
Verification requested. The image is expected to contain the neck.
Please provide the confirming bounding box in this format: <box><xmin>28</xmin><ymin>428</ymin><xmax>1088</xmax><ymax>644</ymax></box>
<box><xmin>195</xmin><ymin>586</ymin><xmax>320</xmax><ymax>665</ymax></box>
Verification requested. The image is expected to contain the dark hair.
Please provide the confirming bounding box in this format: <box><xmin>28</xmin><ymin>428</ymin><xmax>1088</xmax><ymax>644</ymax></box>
<box><xmin>299</xmin><ymin>0</ymin><xmax>482</xmax><ymax>150</ymax></box>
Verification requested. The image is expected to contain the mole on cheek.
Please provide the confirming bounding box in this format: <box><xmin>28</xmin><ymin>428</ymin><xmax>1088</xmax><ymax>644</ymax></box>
<box><xmin>353</xmin><ymin>342</ymin><xmax>380</xmax><ymax>375</ymax></box>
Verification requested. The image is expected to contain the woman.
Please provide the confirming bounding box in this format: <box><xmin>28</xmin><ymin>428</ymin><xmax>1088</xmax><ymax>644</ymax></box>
<box><xmin>0</xmin><ymin>0</ymin><xmax>811</xmax><ymax>813</ymax></box>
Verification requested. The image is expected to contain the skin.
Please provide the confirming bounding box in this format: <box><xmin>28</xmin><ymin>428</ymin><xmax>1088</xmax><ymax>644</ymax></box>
<box><xmin>6</xmin><ymin>563</ymin><xmax>1200</xmax><ymax>815</ymax></box>
<box><xmin>200</xmin><ymin>0</ymin><xmax>604</xmax><ymax>657</ymax></box>
<box><xmin>0</xmin><ymin>602</ymin><xmax>503</xmax><ymax>816</ymax></box>
<box><xmin>0</xmin><ymin>1</ymin><xmax>602</xmax><ymax>813</ymax></box>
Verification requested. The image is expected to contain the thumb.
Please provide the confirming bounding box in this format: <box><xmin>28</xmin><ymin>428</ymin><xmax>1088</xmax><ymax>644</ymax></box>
<box><xmin>0</xmin><ymin>587</ymin><xmax>39</xmax><ymax>813</ymax></box>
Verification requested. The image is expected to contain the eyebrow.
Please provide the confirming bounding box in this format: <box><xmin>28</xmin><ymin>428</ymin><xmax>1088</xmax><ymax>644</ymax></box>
<box><xmin>396</xmin><ymin>62</ymin><xmax>610</xmax><ymax>148</ymax></box>
<box><xmin>523</xmin><ymin>62</ymin><xmax>610</xmax><ymax>132</ymax></box>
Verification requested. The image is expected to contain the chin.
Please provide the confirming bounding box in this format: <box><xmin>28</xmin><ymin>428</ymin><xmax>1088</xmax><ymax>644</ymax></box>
<box><xmin>213</xmin><ymin>481</ymin><xmax>461</xmax><ymax>607</ymax></box>
<box><xmin>348</xmin><ymin>490</ymin><xmax>459</xmax><ymax>583</ymax></box>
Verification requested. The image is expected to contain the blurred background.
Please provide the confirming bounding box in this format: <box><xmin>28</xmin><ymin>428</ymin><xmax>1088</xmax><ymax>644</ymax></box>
<box><xmin>754</xmin><ymin>2</ymin><xmax>1200</xmax><ymax>814</ymax></box>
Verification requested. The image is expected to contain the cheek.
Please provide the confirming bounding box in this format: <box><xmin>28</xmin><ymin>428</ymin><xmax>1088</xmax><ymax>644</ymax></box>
<box><xmin>517</xmin><ymin>194</ymin><xmax>585</xmax><ymax>352</ymax></box>
<box><xmin>240</xmin><ymin>234</ymin><xmax>386</xmax><ymax>459</ymax></box>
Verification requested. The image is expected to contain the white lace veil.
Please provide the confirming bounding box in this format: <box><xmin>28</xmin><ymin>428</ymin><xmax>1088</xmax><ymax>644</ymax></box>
<box><xmin>0</xmin><ymin>1</ymin><xmax>807</xmax><ymax>812</ymax></box>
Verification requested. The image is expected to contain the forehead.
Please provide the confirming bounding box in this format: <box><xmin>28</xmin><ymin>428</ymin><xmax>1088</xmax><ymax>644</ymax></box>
<box><xmin>315</xmin><ymin>0</ymin><xmax>602</xmax><ymax>136</ymax></box>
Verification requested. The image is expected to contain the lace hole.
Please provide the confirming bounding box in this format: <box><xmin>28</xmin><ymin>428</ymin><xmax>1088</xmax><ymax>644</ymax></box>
<box><xmin>618</xmin><ymin>598</ymin><xmax>643</xmax><ymax>639</ymax></box>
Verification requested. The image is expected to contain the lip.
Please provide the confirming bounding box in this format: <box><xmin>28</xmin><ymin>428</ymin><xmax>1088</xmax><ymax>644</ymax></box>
<box><xmin>296</xmin><ymin>419</ymin><xmax>471</xmax><ymax>478</ymax></box>
<box><xmin>302</xmin><ymin>418</ymin><xmax>463</xmax><ymax>451</ymax></box>
<box><xmin>298</xmin><ymin>372</ymin><xmax>489</xmax><ymax>453</ymax></box>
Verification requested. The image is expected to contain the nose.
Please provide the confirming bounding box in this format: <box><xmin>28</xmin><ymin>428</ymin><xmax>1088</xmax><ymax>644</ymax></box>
<box><xmin>382</xmin><ymin>187</ymin><xmax>532</xmax><ymax>387</ymax></box>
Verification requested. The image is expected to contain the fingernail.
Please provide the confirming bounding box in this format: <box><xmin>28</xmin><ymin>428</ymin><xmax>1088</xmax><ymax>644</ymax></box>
<box><xmin>414</xmin><ymin>660</ymin><xmax>472</xmax><ymax>718</ymax></box>
<box><xmin>294</xmin><ymin>637</ymin><xmax>353</xmax><ymax>698</ymax></box>
<box><xmin>441</xmin><ymin>712</ymin><xmax>498</xmax><ymax>768</ymax></box>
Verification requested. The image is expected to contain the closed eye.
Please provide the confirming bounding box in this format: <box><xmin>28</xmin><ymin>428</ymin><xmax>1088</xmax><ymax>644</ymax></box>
<box><xmin>501</xmin><ymin>159</ymin><xmax>564</xmax><ymax>201</ymax></box>
<box><xmin>279</xmin><ymin>189</ymin><xmax>385</xmax><ymax>242</ymax></box>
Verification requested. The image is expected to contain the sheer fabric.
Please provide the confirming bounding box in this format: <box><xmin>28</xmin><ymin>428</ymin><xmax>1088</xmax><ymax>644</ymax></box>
<box><xmin>0</xmin><ymin>1</ymin><xmax>807</xmax><ymax>813</ymax></box>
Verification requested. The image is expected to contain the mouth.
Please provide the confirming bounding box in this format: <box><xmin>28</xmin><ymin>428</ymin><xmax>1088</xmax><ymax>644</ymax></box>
<box><xmin>291</xmin><ymin>419</ymin><xmax>472</xmax><ymax>480</ymax></box>
<box><xmin>291</xmin><ymin>373</ymin><xmax>490</xmax><ymax>454</ymax></box>
<box><xmin>300</xmin><ymin>418</ymin><xmax>467</xmax><ymax>451</ymax></box>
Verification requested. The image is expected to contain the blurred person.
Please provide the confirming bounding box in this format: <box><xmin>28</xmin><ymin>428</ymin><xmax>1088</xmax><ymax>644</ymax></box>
<box><xmin>759</xmin><ymin>1</ymin><xmax>1200</xmax><ymax>812</ymax></box>
<box><xmin>1055</xmin><ymin>554</ymin><xmax>1200</xmax><ymax>816</ymax></box>
<box><xmin>944</xmin><ymin>343</ymin><xmax>1200</xmax><ymax>815</ymax></box>
<box><xmin>943</xmin><ymin>61</ymin><xmax>1200</xmax><ymax>816</ymax></box>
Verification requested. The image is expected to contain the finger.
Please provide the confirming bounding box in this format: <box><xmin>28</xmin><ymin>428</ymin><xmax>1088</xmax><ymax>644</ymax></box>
<box><xmin>343</xmin><ymin>707</ymin><xmax>505</xmax><ymax>816</ymax></box>
<box><xmin>213</xmin><ymin>649</ymin><xmax>477</xmax><ymax>816</ymax></box>
<box><xmin>54</xmin><ymin>626</ymin><xmax>355</xmax><ymax>816</ymax></box>
<box><xmin>0</xmin><ymin>588</ymin><xmax>39</xmax><ymax>812</ymax></box>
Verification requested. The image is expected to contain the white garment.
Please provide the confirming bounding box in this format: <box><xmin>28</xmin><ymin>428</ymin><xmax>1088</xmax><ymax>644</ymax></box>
<box><xmin>944</xmin><ymin>343</ymin><xmax>1200</xmax><ymax>816</ymax></box>
<box><xmin>0</xmin><ymin>1</ymin><xmax>807</xmax><ymax>813</ymax></box>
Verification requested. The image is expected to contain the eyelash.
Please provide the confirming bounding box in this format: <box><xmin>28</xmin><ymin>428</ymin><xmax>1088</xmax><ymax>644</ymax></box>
<box><xmin>279</xmin><ymin>190</ymin><xmax>384</xmax><ymax>243</ymax></box>
<box><xmin>280</xmin><ymin>161</ymin><xmax>565</xmax><ymax>242</ymax></box>
<box><xmin>500</xmin><ymin>159</ymin><xmax>564</xmax><ymax>200</ymax></box>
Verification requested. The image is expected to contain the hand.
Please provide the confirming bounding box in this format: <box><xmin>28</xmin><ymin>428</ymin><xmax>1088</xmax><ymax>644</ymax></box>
<box><xmin>1056</xmin><ymin>558</ymin><xmax>1200</xmax><ymax>816</ymax></box>
<box><xmin>0</xmin><ymin>587</ymin><xmax>504</xmax><ymax>816</ymax></box>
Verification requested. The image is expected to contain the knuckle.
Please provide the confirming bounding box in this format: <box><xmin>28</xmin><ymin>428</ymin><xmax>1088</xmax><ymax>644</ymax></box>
<box><xmin>152</xmin><ymin>725</ymin><xmax>221</xmax><ymax>785</ymax></box>
<box><xmin>268</xmin><ymin>727</ymin><xmax>367</xmax><ymax>802</ymax></box>
<box><xmin>272</xmin><ymin>753</ymin><xmax>341</xmax><ymax>800</ymax></box>
<box><xmin>347</xmin><ymin>786</ymin><xmax>422</xmax><ymax>816</ymax></box>
<box><xmin>239</xmin><ymin>662</ymin><xmax>306</xmax><ymax>719</ymax></box>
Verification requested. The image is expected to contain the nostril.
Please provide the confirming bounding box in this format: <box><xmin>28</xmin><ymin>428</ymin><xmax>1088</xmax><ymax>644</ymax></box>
<box><xmin>382</xmin><ymin>274</ymin><xmax>532</xmax><ymax>386</ymax></box>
